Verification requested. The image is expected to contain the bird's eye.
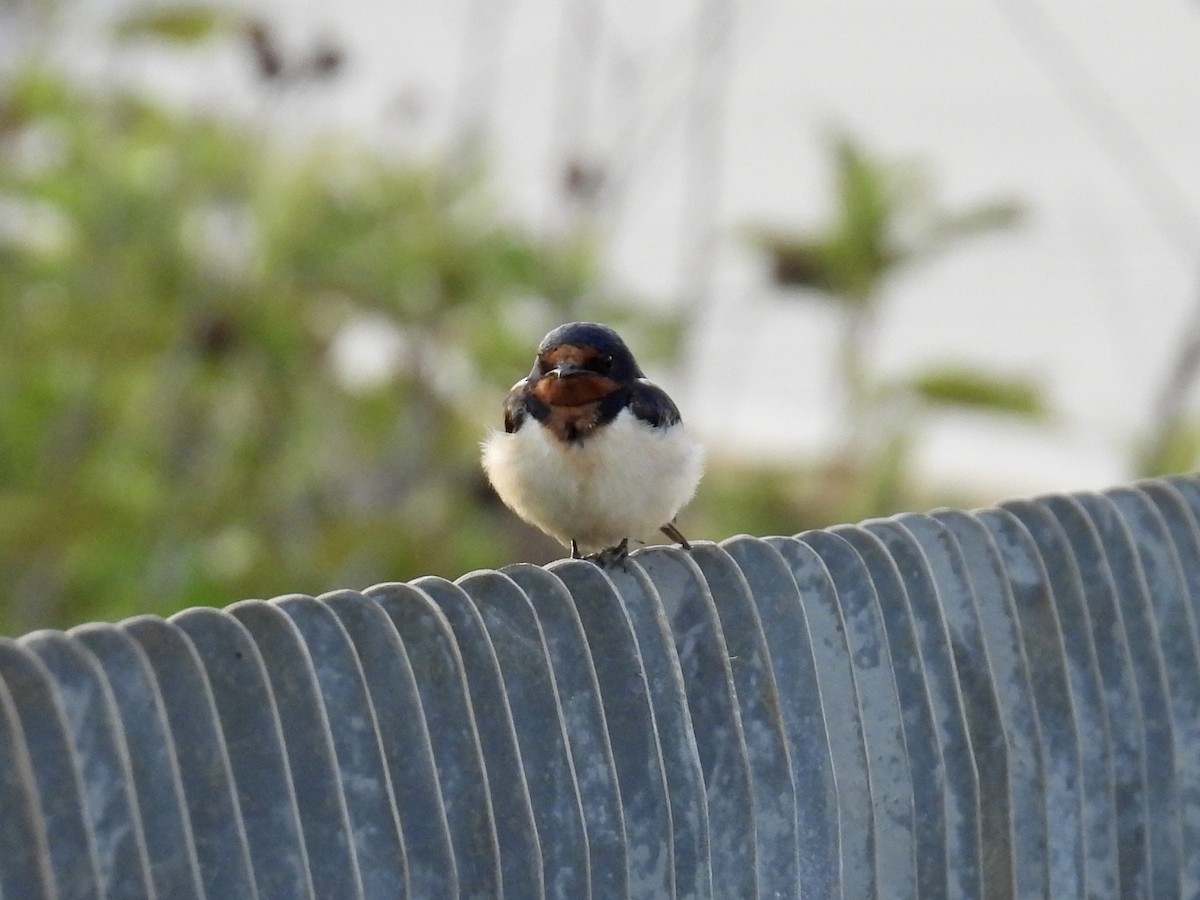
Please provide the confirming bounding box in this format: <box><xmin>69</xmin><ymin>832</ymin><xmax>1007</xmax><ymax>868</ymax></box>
<box><xmin>596</xmin><ymin>355</ymin><xmax>613</xmax><ymax>373</ymax></box>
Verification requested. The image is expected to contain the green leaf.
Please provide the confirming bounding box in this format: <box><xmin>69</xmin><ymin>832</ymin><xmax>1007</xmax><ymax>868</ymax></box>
<box><xmin>925</xmin><ymin>199</ymin><xmax>1023</xmax><ymax>247</ymax></box>
<box><xmin>114</xmin><ymin>5</ymin><xmax>242</xmax><ymax>45</ymax></box>
<box><xmin>746</xmin><ymin>228</ymin><xmax>870</xmax><ymax>305</ymax></box>
<box><xmin>745</xmin><ymin>129</ymin><xmax>1023</xmax><ymax>303</ymax></box>
<box><xmin>911</xmin><ymin>366</ymin><xmax>1047</xmax><ymax>418</ymax></box>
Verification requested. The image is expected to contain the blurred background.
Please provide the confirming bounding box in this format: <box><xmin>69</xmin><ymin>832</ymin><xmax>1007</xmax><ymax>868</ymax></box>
<box><xmin>3</xmin><ymin>0</ymin><xmax>1200</xmax><ymax>633</ymax></box>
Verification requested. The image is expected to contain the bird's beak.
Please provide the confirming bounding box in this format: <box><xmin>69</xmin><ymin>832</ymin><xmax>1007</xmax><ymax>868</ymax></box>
<box><xmin>548</xmin><ymin>361</ymin><xmax>587</xmax><ymax>379</ymax></box>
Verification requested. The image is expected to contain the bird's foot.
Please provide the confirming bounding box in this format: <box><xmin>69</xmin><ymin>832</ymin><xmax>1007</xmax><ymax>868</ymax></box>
<box><xmin>585</xmin><ymin>538</ymin><xmax>629</xmax><ymax>568</ymax></box>
<box><xmin>659</xmin><ymin>521</ymin><xmax>692</xmax><ymax>550</ymax></box>
<box><xmin>570</xmin><ymin>540</ymin><xmax>582</xmax><ymax>559</ymax></box>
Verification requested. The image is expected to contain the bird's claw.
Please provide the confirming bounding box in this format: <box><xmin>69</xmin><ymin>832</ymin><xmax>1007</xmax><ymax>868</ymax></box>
<box><xmin>584</xmin><ymin>538</ymin><xmax>629</xmax><ymax>568</ymax></box>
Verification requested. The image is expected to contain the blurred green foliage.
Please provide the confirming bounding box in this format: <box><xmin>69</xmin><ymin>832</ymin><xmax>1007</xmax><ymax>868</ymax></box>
<box><xmin>1137</xmin><ymin>424</ymin><xmax>1200</xmax><ymax>479</ymax></box>
<box><xmin>749</xmin><ymin>131</ymin><xmax>1042</xmax><ymax>518</ymax></box>
<box><xmin>0</xmin><ymin>65</ymin><xmax>669</xmax><ymax>633</ymax></box>
<box><xmin>751</xmin><ymin>134</ymin><xmax>1022</xmax><ymax>306</ymax></box>
<box><xmin>113</xmin><ymin>4</ymin><xmax>244</xmax><ymax>44</ymax></box>
<box><xmin>0</xmin><ymin>35</ymin><xmax>1048</xmax><ymax>635</ymax></box>
<box><xmin>910</xmin><ymin>367</ymin><xmax>1046</xmax><ymax>418</ymax></box>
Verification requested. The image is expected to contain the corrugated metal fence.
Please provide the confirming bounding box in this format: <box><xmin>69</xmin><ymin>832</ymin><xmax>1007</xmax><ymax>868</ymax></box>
<box><xmin>4</xmin><ymin>475</ymin><xmax>1200</xmax><ymax>898</ymax></box>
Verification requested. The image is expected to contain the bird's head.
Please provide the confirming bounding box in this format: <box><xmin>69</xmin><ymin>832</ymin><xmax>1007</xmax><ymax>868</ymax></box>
<box><xmin>528</xmin><ymin>322</ymin><xmax>642</xmax><ymax>407</ymax></box>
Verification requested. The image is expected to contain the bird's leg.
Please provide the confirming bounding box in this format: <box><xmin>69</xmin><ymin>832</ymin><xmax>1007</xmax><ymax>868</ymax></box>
<box><xmin>586</xmin><ymin>538</ymin><xmax>629</xmax><ymax>568</ymax></box>
<box><xmin>570</xmin><ymin>539</ymin><xmax>582</xmax><ymax>559</ymax></box>
<box><xmin>660</xmin><ymin>521</ymin><xmax>692</xmax><ymax>550</ymax></box>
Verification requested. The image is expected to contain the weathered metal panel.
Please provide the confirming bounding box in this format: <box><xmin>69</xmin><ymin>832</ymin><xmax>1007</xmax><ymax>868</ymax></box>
<box><xmin>322</xmin><ymin>591</ymin><xmax>454</xmax><ymax>898</ymax></box>
<box><xmin>1109</xmin><ymin>487</ymin><xmax>1200</xmax><ymax>899</ymax></box>
<box><xmin>6</xmin><ymin>475</ymin><xmax>1200</xmax><ymax>897</ymax></box>
<box><xmin>976</xmin><ymin>508</ymin><xmax>1084</xmax><ymax>898</ymax></box>
<box><xmin>894</xmin><ymin>512</ymin><xmax>1016</xmax><ymax>899</ymax></box>
<box><xmin>1074</xmin><ymin>491</ymin><xmax>1182</xmax><ymax>896</ymax></box>
<box><xmin>365</xmin><ymin>582</ymin><xmax>500</xmax><ymax>898</ymax></box>
<box><xmin>459</xmin><ymin>569</ymin><xmax>583</xmax><ymax>899</ymax></box>
<box><xmin>121</xmin><ymin>616</ymin><xmax>257</xmax><ymax>899</ymax></box>
<box><xmin>413</xmin><ymin>577</ymin><xmax>545</xmax><ymax>900</ymax></box>
<box><xmin>800</xmin><ymin>529</ymin><xmax>917</xmax><ymax>897</ymax></box>
<box><xmin>834</xmin><ymin>524</ymin><xmax>950</xmax><ymax>899</ymax></box>
<box><xmin>725</xmin><ymin>536</ymin><xmax>839</xmax><ymax>898</ymax></box>
<box><xmin>767</xmin><ymin>534</ymin><xmax>875</xmax><ymax>900</ymax></box>
<box><xmin>172</xmin><ymin>608</ymin><xmax>314</xmax><ymax>900</ymax></box>
<box><xmin>631</xmin><ymin>547</ymin><xmax>759</xmax><ymax>899</ymax></box>
<box><xmin>226</xmin><ymin>599</ymin><xmax>366</xmax><ymax>900</ymax></box>
<box><xmin>0</xmin><ymin>639</ymin><xmax>102</xmax><ymax>900</ymax></box>
<box><xmin>593</xmin><ymin>555</ymin><xmax>713</xmax><ymax>900</ymax></box>
<box><xmin>1000</xmin><ymin>500</ymin><xmax>1118</xmax><ymax>899</ymax></box>
<box><xmin>22</xmin><ymin>630</ymin><xmax>154</xmax><ymax>900</ymax></box>
<box><xmin>501</xmin><ymin>563</ymin><xmax>625</xmax><ymax>898</ymax></box>
<box><xmin>541</xmin><ymin>562</ymin><xmax>674</xmax><ymax>899</ymax></box>
<box><xmin>0</xmin><ymin>673</ymin><xmax>56</xmax><ymax>899</ymax></box>
<box><xmin>267</xmin><ymin>595</ymin><xmax>407</xmax><ymax>898</ymax></box>
<box><xmin>862</xmin><ymin>518</ymin><xmax>983</xmax><ymax>898</ymax></box>
<box><xmin>1038</xmin><ymin>492</ymin><xmax>1151</xmax><ymax>898</ymax></box>
<box><xmin>689</xmin><ymin>540</ymin><xmax>799</xmax><ymax>899</ymax></box>
<box><xmin>931</xmin><ymin>509</ymin><xmax>1051</xmax><ymax>898</ymax></box>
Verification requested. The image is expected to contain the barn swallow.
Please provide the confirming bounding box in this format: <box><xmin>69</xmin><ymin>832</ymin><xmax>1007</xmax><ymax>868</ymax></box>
<box><xmin>482</xmin><ymin>322</ymin><xmax>704</xmax><ymax>564</ymax></box>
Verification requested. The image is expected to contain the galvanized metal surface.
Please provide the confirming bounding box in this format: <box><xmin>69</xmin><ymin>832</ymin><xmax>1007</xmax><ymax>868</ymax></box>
<box><xmin>4</xmin><ymin>475</ymin><xmax>1200</xmax><ymax>898</ymax></box>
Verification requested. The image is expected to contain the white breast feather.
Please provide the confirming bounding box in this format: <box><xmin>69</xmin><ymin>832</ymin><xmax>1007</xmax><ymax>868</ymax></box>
<box><xmin>481</xmin><ymin>407</ymin><xmax>704</xmax><ymax>553</ymax></box>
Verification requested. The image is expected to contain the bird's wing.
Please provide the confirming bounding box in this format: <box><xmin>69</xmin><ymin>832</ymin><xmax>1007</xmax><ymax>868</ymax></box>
<box><xmin>502</xmin><ymin>379</ymin><xmax>531</xmax><ymax>433</ymax></box>
<box><xmin>629</xmin><ymin>379</ymin><xmax>682</xmax><ymax>428</ymax></box>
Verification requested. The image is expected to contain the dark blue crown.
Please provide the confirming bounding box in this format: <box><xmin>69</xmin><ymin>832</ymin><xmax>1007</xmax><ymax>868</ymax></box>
<box><xmin>537</xmin><ymin>322</ymin><xmax>643</xmax><ymax>379</ymax></box>
<box><xmin>537</xmin><ymin>321</ymin><xmax>624</xmax><ymax>354</ymax></box>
